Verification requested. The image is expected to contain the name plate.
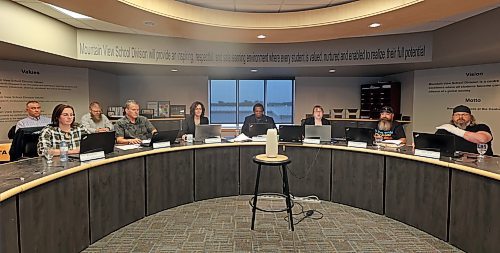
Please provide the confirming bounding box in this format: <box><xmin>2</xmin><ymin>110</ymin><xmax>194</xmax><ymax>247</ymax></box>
<box><xmin>80</xmin><ymin>151</ymin><xmax>105</xmax><ymax>162</ymax></box>
<box><xmin>414</xmin><ymin>149</ymin><xmax>440</xmax><ymax>159</ymax></box>
<box><xmin>347</xmin><ymin>141</ymin><xmax>368</xmax><ymax>148</ymax></box>
<box><xmin>251</xmin><ymin>136</ymin><xmax>266</xmax><ymax>142</ymax></box>
<box><xmin>204</xmin><ymin>137</ymin><xmax>222</xmax><ymax>144</ymax></box>
<box><xmin>303</xmin><ymin>138</ymin><xmax>321</xmax><ymax>144</ymax></box>
<box><xmin>152</xmin><ymin>141</ymin><xmax>171</xmax><ymax>149</ymax></box>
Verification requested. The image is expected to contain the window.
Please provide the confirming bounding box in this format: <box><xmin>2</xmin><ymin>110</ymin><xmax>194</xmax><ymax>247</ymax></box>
<box><xmin>209</xmin><ymin>79</ymin><xmax>294</xmax><ymax>126</ymax></box>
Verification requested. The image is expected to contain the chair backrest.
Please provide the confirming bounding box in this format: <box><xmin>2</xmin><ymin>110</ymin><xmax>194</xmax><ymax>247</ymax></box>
<box><xmin>7</xmin><ymin>125</ymin><xmax>16</xmax><ymax>139</ymax></box>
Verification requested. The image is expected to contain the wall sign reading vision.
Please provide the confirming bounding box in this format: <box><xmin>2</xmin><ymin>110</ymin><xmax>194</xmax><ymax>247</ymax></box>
<box><xmin>77</xmin><ymin>30</ymin><xmax>432</xmax><ymax>67</ymax></box>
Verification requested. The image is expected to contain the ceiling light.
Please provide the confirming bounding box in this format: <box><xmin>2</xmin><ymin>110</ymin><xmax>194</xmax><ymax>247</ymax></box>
<box><xmin>257</xmin><ymin>35</ymin><xmax>266</xmax><ymax>39</ymax></box>
<box><xmin>329</xmin><ymin>69</ymin><xmax>336</xmax><ymax>73</ymax></box>
<box><xmin>250</xmin><ymin>69</ymin><xmax>258</xmax><ymax>72</ymax></box>
<box><xmin>171</xmin><ymin>69</ymin><xmax>178</xmax><ymax>72</ymax></box>
<box><xmin>369</xmin><ymin>23</ymin><xmax>381</xmax><ymax>28</ymax></box>
<box><xmin>46</xmin><ymin>3</ymin><xmax>92</xmax><ymax>19</ymax></box>
<box><xmin>144</xmin><ymin>21</ymin><xmax>155</xmax><ymax>27</ymax></box>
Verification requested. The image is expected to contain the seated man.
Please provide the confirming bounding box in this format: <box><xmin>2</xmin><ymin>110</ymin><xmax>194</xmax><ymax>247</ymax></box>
<box><xmin>374</xmin><ymin>106</ymin><xmax>406</xmax><ymax>144</ymax></box>
<box><xmin>436</xmin><ymin>105</ymin><xmax>493</xmax><ymax>156</ymax></box>
<box><xmin>16</xmin><ymin>100</ymin><xmax>51</xmax><ymax>132</ymax></box>
<box><xmin>81</xmin><ymin>101</ymin><xmax>113</xmax><ymax>133</ymax></box>
<box><xmin>241</xmin><ymin>103</ymin><xmax>276</xmax><ymax>136</ymax></box>
<box><xmin>115</xmin><ymin>100</ymin><xmax>157</xmax><ymax>144</ymax></box>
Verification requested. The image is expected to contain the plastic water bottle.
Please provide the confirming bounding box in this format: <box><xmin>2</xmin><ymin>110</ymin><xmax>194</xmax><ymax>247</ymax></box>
<box><xmin>60</xmin><ymin>140</ymin><xmax>68</xmax><ymax>162</ymax></box>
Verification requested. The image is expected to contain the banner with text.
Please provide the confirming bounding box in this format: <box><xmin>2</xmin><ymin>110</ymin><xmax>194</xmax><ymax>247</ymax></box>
<box><xmin>77</xmin><ymin>30</ymin><xmax>432</xmax><ymax>67</ymax></box>
<box><xmin>0</xmin><ymin>60</ymin><xmax>89</xmax><ymax>141</ymax></box>
<box><xmin>413</xmin><ymin>63</ymin><xmax>500</xmax><ymax>153</ymax></box>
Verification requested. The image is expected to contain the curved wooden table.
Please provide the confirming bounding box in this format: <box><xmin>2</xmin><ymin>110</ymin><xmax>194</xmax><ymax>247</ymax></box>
<box><xmin>1</xmin><ymin>142</ymin><xmax>499</xmax><ymax>253</ymax></box>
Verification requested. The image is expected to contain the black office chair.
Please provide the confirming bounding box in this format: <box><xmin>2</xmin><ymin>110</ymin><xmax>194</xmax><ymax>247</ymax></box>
<box><xmin>7</xmin><ymin>125</ymin><xmax>16</xmax><ymax>139</ymax></box>
<box><xmin>9</xmin><ymin>127</ymin><xmax>44</xmax><ymax>161</ymax></box>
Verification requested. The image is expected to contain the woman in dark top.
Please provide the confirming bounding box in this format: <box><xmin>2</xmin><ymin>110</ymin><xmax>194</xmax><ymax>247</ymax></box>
<box><xmin>302</xmin><ymin>105</ymin><xmax>331</xmax><ymax>126</ymax></box>
<box><xmin>182</xmin><ymin>101</ymin><xmax>209</xmax><ymax>140</ymax></box>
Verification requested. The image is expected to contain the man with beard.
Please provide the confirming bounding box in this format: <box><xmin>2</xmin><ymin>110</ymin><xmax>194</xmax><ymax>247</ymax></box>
<box><xmin>81</xmin><ymin>101</ymin><xmax>113</xmax><ymax>133</ymax></box>
<box><xmin>435</xmin><ymin>105</ymin><xmax>493</xmax><ymax>156</ymax></box>
<box><xmin>374</xmin><ymin>106</ymin><xmax>406</xmax><ymax>144</ymax></box>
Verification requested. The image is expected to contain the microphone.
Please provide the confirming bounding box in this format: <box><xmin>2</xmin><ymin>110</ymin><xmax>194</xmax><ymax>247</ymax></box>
<box><xmin>266</xmin><ymin>128</ymin><xmax>278</xmax><ymax>158</ymax></box>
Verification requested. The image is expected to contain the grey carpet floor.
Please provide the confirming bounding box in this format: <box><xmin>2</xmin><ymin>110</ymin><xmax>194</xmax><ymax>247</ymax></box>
<box><xmin>84</xmin><ymin>196</ymin><xmax>463</xmax><ymax>252</ymax></box>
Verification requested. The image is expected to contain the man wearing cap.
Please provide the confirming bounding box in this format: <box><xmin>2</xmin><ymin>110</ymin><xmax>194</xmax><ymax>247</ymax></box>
<box><xmin>374</xmin><ymin>106</ymin><xmax>406</xmax><ymax>144</ymax></box>
<box><xmin>435</xmin><ymin>105</ymin><xmax>493</xmax><ymax>156</ymax></box>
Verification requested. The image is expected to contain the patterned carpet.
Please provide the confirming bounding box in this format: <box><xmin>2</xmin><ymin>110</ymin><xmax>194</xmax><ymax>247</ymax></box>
<box><xmin>83</xmin><ymin>196</ymin><xmax>463</xmax><ymax>252</ymax></box>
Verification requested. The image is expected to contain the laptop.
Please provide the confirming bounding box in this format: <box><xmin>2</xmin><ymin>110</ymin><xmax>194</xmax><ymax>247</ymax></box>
<box><xmin>248</xmin><ymin>122</ymin><xmax>274</xmax><ymax>137</ymax></box>
<box><xmin>413</xmin><ymin>132</ymin><xmax>456</xmax><ymax>157</ymax></box>
<box><xmin>279</xmin><ymin>125</ymin><xmax>303</xmax><ymax>142</ymax></box>
<box><xmin>304</xmin><ymin>125</ymin><xmax>332</xmax><ymax>142</ymax></box>
<box><xmin>345</xmin><ymin>127</ymin><xmax>375</xmax><ymax>145</ymax></box>
<box><xmin>68</xmin><ymin>131</ymin><xmax>116</xmax><ymax>159</ymax></box>
<box><xmin>195</xmin><ymin>125</ymin><xmax>222</xmax><ymax>142</ymax></box>
<box><xmin>141</xmin><ymin>130</ymin><xmax>179</xmax><ymax>147</ymax></box>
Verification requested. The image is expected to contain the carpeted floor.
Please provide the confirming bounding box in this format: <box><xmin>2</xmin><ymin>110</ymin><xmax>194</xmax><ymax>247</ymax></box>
<box><xmin>83</xmin><ymin>196</ymin><xmax>463</xmax><ymax>252</ymax></box>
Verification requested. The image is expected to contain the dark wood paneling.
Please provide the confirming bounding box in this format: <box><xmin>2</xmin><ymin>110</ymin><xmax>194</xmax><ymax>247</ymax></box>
<box><xmin>385</xmin><ymin>157</ymin><xmax>449</xmax><ymax>241</ymax></box>
<box><xmin>0</xmin><ymin>196</ymin><xmax>18</xmax><ymax>253</ymax></box>
<box><xmin>146</xmin><ymin>150</ymin><xmax>194</xmax><ymax>215</ymax></box>
<box><xmin>195</xmin><ymin>147</ymin><xmax>239</xmax><ymax>201</ymax></box>
<box><xmin>332</xmin><ymin>150</ymin><xmax>384</xmax><ymax>214</ymax></box>
<box><xmin>449</xmin><ymin>170</ymin><xmax>500</xmax><ymax>253</ymax></box>
<box><xmin>19</xmin><ymin>171</ymin><xmax>89</xmax><ymax>253</ymax></box>
<box><xmin>239</xmin><ymin>146</ymin><xmax>282</xmax><ymax>195</ymax></box>
<box><xmin>89</xmin><ymin>157</ymin><xmax>145</xmax><ymax>243</ymax></box>
<box><xmin>283</xmin><ymin>146</ymin><xmax>331</xmax><ymax>201</ymax></box>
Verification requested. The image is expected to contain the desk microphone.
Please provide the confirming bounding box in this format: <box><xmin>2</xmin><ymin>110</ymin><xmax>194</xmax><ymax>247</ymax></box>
<box><xmin>266</xmin><ymin>129</ymin><xmax>278</xmax><ymax>158</ymax></box>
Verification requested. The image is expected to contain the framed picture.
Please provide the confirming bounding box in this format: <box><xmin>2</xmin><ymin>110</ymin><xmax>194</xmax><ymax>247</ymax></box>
<box><xmin>107</xmin><ymin>111</ymin><xmax>115</xmax><ymax>117</ymax></box>
<box><xmin>147</xmin><ymin>101</ymin><xmax>159</xmax><ymax>117</ymax></box>
<box><xmin>170</xmin><ymin>105</ymin><xmax>186</xmax><ymax>118</ymax></box>
<box><xmin>158</xmin><ymin>101</ymin><xmax>170</xmax><ymax>118</ymax></box>
<box><xmin>140</xmin><ymin>109</ymin><xmax>154</xmax><ymax>119</ymax></box>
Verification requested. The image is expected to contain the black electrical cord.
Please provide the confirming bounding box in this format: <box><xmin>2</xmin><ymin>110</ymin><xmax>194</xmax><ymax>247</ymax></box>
<box><xmin>287</xmin><ymin>147</ymin><xmax>322</xmax><ymax>180</ymax></box>
<box><xmin>283</xmin><ymin>201</ymin><xmax>324</xmax><ymax>226</ymax></box>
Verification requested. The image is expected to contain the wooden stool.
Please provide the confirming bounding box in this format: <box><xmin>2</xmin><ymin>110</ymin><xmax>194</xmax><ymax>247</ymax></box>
<box><xmin>251</xmin><ymin>154</ymin><xmax>294</xmax><ymax>231</ymax></box>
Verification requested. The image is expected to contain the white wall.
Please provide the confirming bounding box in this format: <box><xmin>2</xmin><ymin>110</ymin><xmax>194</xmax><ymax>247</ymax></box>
<box><xmin>413</xmin><ymin>63</ymin><xmax>500</xmax><ymax>153</ymax></box>
<box><xmin>88</xmin><ymin>69</ymin><xmax>120</xmax><ymax>111</ymax></box>
<box><xmin>118</xmin><ymin>75</ymin><xmax>209</xmax><ymax>113</ymax></box>
<box><xmin>294</xmin><ymin>77</ymin><xmax>379</xmax><ymax>123</ymax></box>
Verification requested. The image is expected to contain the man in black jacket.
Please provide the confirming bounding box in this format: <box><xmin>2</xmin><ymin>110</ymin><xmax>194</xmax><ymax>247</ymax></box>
<box><xmin>241</xmin><ymin>103</ymin><xmax>276</xmax><ymax>136</ymax></box>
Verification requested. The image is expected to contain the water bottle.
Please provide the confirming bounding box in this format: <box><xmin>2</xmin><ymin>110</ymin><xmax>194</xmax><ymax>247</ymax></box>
<box><xmin>60</xmin><ymin>140</ymin><xmax>68</xmax><ymax>162</ymax></box>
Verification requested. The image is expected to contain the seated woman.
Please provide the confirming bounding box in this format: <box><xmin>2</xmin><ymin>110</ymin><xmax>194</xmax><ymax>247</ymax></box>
<box><xmin>302</xmin><ymin>105</ymin><xmax>331</xmax><ymax>126</ymax></box>
<box><xmin>37</xmin><ymin>104</ymin><xmax>90</xmax><ymax>156</ymax></box>
<box><xmin>181</xmin><ymin>101</ymin><xmax>209</xmax><ymax>140</ymax></box>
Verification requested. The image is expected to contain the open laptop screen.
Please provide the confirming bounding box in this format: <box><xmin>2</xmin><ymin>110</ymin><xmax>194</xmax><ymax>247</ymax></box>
<box><xmin>279</xmin><ymin>125</ymin><xmax>303</xmax><ymax>142</ymax></box>
<box><xmin>80</xmin><ymin>131</ymin><xmax>116</xmax><ymax>154</ymax></box>
<box><xmin>305</xmin><ymin>125</ymin><xmax>331</xmax><ymax>142</ymax></box>
<box><xmin>413</xmin><ymin>132</ymin><xmax>456</xmax><ymax>157</ymax></box>
<box><xmin>345</xmin><ymin>127</ymin><xmax>375</xmax><ymax>145</ymax></box>
<box><xmin>195</xmin><ymin>125</ymin><xmax>222</xmax><ymax>141</ymax></box>
<box><xmin>248</xmin><ymin>123</ymin><xmax>274</xmax><ymax>137</ymax></box>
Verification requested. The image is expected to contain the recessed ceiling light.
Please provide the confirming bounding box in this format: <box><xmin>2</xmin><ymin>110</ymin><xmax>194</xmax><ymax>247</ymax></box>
<box><xmin>144</xmin><ymin>21</ymin><xmax>155</xmax><ymax>27</ymax></box>
<box><xmin>250</xmin><ymin>69</ymin><xmax>258</xmax><ymax>72</ymax></box>
<box><xmin>329</xmin><ymin>69</ymin><xmax>336</xmax><ymax>73</ymax></box>
<box><xmin>171</xmin><ymin>69</ymin><xmax>178</xmax><ymax>72</ymax></box>
<box><xmin>257</xmin><ymin>35</ymin><xmax>266</xmax><ymax>39</ymax></box>
<box><xmin>46</xmin><ymin>3</ymin><xmax>92</xmax><ymax>19</ymax></box>
<box><xmin>369</xmin><ymin>23</ymin><xmax>381</xmax><ymax>28</ymax></box>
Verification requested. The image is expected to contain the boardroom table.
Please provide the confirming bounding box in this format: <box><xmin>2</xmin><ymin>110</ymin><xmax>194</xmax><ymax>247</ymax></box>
<box><xmin>0</xmin><ymin>142</ymin><xmax>498</xmax><ymax>253</ymax></box>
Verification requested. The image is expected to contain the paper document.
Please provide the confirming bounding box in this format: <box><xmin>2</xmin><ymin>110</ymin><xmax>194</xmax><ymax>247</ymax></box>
<box><xmin>229</xmin><ymin>133</ymin><xmax>251</xmax><ymax>142</ymax></box>
<box><xmin>115</xmin><ymin>144</ymin><xmax>141</xmax><ymax>150</ymax></box>
<box><xmin>382</xmin><ymin>140</ymin><xmax>402</xmax><ymax>145</ymax></box>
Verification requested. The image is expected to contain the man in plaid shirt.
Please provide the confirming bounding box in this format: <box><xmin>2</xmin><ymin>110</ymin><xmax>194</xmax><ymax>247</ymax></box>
<box><xmin>115</xmin><ymin>100</ymin><xmax>157</xmax><ymax>145</ymax></box>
